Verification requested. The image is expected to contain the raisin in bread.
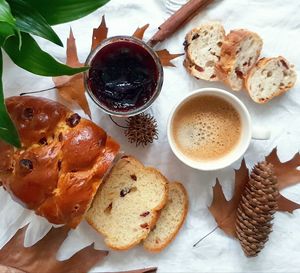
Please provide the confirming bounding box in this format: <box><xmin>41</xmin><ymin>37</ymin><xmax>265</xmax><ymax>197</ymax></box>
<box><xmin>245</xmin><ymin>57</ymin><xmax>297</xmax><ymax>103</ymax></box>
<box><xmin>216</xmin><ymin>29</ymin><xmax>263</xmax><ymax>91</ymax></box>
<box><xmin>183</xmin><ymin>21</ymin><xmax>225</xmax><ymax>81</ymax></box>
<box><xmin>143</xmin><ymin>182</ymin><xmax>188</xmax><ymax>252</ymax></box>
<box><xmin>86</xmin><ymin>156</ymin><xmax>168</xmax><ymax>250</ymax></box>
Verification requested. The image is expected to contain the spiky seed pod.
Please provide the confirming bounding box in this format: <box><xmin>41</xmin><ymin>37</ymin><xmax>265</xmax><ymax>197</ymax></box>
<box><xmin>235</xmin><ymin>161</ymin><xmax>279</xmax><ymax>257</ymax></box>
<box><xmin>124</xmin><ymin>113</ymin><xmax>158</xmax><ymax>147</ymax></box>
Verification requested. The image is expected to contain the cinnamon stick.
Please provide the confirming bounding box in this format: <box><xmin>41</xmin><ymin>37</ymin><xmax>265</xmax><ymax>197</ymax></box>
<box><xmin>147</xmin><ymin>0</ymin><xmax>214</xmax><ymax>47</ymax></box>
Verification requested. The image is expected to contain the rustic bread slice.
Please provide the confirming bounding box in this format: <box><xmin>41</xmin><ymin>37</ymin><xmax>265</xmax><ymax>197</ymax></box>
<box><xmin>184</xmin><ymin>21</ymin><xmax>225</xmax><ymax>81</ymax></box>
<box><xmin>143</xmin><ymin>182</ymin><xmax>188</xmax><ymax>252</ymax></box>
<box><xmin>245</xmin><ymin>57</ymin><xmax>297</xmax><ymax>103</ymax></box>
<box><xmin>216</xmin><ymin>29</ymin><xmax>263</xmax><ymax>91</ymax></box>
<box><xmin>86</xmin><ymin>156</ymin><xmax>168</xmax><ymax>250</ymax></box>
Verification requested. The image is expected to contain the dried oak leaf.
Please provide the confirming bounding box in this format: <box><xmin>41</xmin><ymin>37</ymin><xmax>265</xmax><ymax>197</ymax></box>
<box><xmin>0</xmin><ymin>225</ymin><xmax>108</xmax><ymax>273</ymax></box>
<box><xmin>266</xmin><ymin>147</ymin><xmax>300</xmax><ymax>190</ymax></box>
<box><xmin>91</xmin><ymin>15</ymin><xmax>108</xmax><ymax>50</ymax></box>
<box><xmin>266</xmin><ymin>147</ymin><xmax>300</xmax><ymax>213</ymax></box>
<box><xmin>209</xmin><ymin>159</ymin><xmax>249</xmax><ymax>237</ymax></box>
<box><xmin>108</xmin><ymin>268</ymin><xmax>157</xmax><ymax>273</ymax></box>
<box><xmin>155</xmin><ymin>49</ymin><xmax>184</xmax><ymax>67</ymax></box>
<box><xmin>0</xmin><ymin>265</ymin><xmax>25</xmax><ymax>273</ymax></box>
<box><xmin>277</xmin><ymin>194</ymin><xmax>300</xmax><ymax>213</ymax></box>
<box><xmin>53</xmin><ymin>29</ymin><xmax>91</xmax><ymax>118</ymax></box>
<box><xmin>132</xmin><ymin>24</ymin><xmax>150</xmax><ymax>40</ymax></box>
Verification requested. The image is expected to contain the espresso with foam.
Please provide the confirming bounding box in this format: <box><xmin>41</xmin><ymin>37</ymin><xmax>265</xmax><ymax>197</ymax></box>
<box><xmin>171</xmin><ymin>95</ymin><xmax>241</xmax><ymax>161</ymax></box>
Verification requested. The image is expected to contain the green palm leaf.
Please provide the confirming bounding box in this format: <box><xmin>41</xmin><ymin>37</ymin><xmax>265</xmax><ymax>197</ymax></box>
<box><xmin>8</xmin><ymin>0</ymin><xmax>63</xmax><ymax>46</ymax></box>
<box><xmin>0</xmin><ymin>0</ymin><xmax>15</xmax><ymax>25</ymax></box>
<box><xmin>24</xmin><ymin>0</ymin><xmax>110</xmax><ymax>25</ymax></box>
<box><xmin>0</xmin><ymin>22</ymin><xmax>15</xmax><ymax>46</ymax></box>
<box><xmin>3</xmin><ymin>32</ymin><xmax>88</xmax><ymax>76</ymax></box>
<box><xmin>0</xmin><ymin>50</ymin><xmax>21</xmax><ymax>147</ymax></box>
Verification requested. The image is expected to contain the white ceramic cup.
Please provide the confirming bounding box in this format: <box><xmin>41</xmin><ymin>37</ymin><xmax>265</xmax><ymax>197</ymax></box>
<box><xmin>167</xmin><ymin>88</ymin><xmax>270</xmax><ymax>171</ymax></box>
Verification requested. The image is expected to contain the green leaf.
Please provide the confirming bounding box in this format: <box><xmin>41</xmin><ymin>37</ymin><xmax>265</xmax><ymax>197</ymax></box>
<box><xmin>0</xmin><ymin>0</ymin><xmax>22</xmax><ymax>48</ymax></box>
<box><xmin>8</xmin><ymin>0</ymin><xmax>63</xmax><ymax>46</ymax></box>
<box><xmin>0</xmin><ymin>21</ymin><xmax>14</xmax><ymax>36</ymax></box>
<box><xmin>0</xmin><ymin>22</ymin><xmax>21</xmax><ymax>49</ymax></box>
<box><xmin>0</xmin><ymin>21</ymin><xmax>15</xmax><ymax>46</ymax></box>
<box><xmin>0</xmin><ymin>0</ymin><xmax>15</xmax><ymax>25</ymax></box>
<box><xmin>0</xmin><ymin>49</ymin><xmax>21</xmax><ymax>148</ymax></box>
<box><xmin>23</xmin><ymin>0</ymin><xmax>110</xmax><ymax>25</ymax></box>
<box><xmin>3</xmin><ymin>32</ymin><xmax>88</xmax><ymax>76</ymax></box>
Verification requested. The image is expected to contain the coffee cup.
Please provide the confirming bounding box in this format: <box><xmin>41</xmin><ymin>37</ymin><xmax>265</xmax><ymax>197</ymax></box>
<box><xmin>167</xmin><ymin>88</ymin><xmax>270</xmax><ymax>171</ymax></box>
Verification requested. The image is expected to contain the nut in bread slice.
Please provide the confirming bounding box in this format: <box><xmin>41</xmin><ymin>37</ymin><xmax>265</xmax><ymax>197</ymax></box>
<box><xmin>86</xmin><ymin>156</ymin><xmax>168</xmax><ymax>250</ymax></box>
<box><xmin>245</xmin><ymin>57</ymin><xmax>297</xmax><ymax>103</ymax></box>
<box><xmin>216</xmin><ymin>29</ymin><xmax>263</xmax><ymax>91</ymax></box>
<box><xmin>143</xmin><ymin>182</ymin><xmax>188</xmax><ymax>252</ymax></box>
<box><xmin>184</xmin><ymin>21</ymin><xmax>225</xmax><ymax>81</ymax></box>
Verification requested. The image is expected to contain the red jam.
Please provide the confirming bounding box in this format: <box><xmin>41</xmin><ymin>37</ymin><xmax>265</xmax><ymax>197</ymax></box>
<box><xmin>87</xmin><ymin>40</ymin><xmax>159</xmax><ymax>112</ymax></box>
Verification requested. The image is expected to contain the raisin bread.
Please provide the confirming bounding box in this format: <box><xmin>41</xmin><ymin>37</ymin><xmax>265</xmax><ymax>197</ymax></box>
<box><xmin>183</xmin><ymin>21</ymin><xmax>225</xmax><ymax>81</ymax></box>
<box><xmin>143</xmin><ymin>182</ymin><xmax>188</xmax><ymax>252</ymax></box>
<box><xmin>216</xmin><ymin>29</ymin><xmax>263</xmax><ymax>91</ymax></box>
<box><xmin>0</xmin><ymin>96</ymin><xmax>120</xmax><ymax>228</ymax></box>
<box><xmin>86</xmin><ymin>156</ymin><xmax>168</xmax><ymax>250</ymax></box>
<box><xmin>245</xmin><ymin>57</ymin><xmax>297</xmax><ymax>103</ymax></box>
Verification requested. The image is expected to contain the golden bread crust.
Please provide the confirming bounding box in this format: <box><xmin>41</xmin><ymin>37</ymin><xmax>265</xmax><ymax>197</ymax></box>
<box><xmin>245</xmin><ymin>56</ymin><xmax>297</xmax><ymax>103</ymax></box>
<box><xmin>216</xmin><ymin>29</ymin><xmax>263</xmax><ymax>91</ymax></box>
<box><xmin>0</xmin><ymin>96</ymin><xmax>120</xmax><ymax>227</ymax></box>
<box><xmin>143</xmin><ymin>182</ymin><xmax>188</xmax><ymax>252</ymax></box>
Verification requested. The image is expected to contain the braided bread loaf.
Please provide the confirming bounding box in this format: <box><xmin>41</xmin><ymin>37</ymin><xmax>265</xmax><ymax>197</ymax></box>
<box><xmin>0</xmin><ymin>96</ymin><xmax>120</xmax><ymax>227</ymax></box>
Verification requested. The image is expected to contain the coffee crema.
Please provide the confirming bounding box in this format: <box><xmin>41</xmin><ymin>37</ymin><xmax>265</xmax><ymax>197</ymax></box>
<box><xmin>171</xmin><ymin>95</ymin><xmax>242</xmax><ymax>161</ymax></box>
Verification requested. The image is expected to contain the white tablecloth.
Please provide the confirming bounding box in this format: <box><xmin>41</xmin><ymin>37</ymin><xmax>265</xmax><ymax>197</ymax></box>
<box><xmin>2</xmin><ymin>0</ymin><xmax>300</xmax><ymax>272</ymax></box>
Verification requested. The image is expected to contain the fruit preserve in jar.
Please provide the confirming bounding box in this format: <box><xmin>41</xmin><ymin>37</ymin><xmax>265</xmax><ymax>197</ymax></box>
<box><xmin>85</xmin><ymin>36</ymin><xmax>163</xmax><ymax>116</ymax></box>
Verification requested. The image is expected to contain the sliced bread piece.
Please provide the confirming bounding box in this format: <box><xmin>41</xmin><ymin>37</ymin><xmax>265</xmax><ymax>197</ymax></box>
<box><xmin>144</xmin><ymin>182</ymin><xmax>188</xmax><ymax>252</ymax></box>
<box><xmin>184</xmin><ymin>21</ymin><xmax>225</xmax><ymax>81</ymax></box>
<box><xmin>86</xmin><ymin>156</ymin><xmax>168</xmax><ymax>250</ymax></box>
<box><xmin>245</xmin><ymin>56</ymin><xmax>297</xmax><ymax>103</ymax></box>
<box><xmin>216</xmin><ymin>29</ymin><xmax>263</xmax><ymax>91</ymax></box>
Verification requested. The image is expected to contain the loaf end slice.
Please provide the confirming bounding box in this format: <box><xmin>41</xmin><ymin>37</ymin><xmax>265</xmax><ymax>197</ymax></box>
<box><xmin>245</xmin><ymin>57</ymin><xmax>297</xmax><ymax>103</ymax></box>
<box><xmin>216</xmin><ymin>29</ymin><xmax>263</xmax><ymax>91</ymax></box>
<box><xmin>86</xmin><ymin>156</ymin><xmax>168</xmax><ymax>250</ymax></box>
<box><xmin>184</xmin><ymin>21</ymin><xmax>225</xmax><ymax>81</ymax></box>
<box><xmin>143</xmin><ymin>182</ymin><xmax>188</xmax><ymax>252</ymax></box>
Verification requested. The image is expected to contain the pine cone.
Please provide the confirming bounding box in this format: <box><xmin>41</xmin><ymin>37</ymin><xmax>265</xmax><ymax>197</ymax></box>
<box><xmin>235</xmin><ymin>161</ymin><xmax>279</xmax><ymax>257</ymax></box>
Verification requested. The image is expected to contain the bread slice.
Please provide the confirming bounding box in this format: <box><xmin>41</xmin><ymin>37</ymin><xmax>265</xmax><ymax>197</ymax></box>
<box><xmin>143</xmin><ymin>182</ymin><xmax>188</xmax><ymax>252</ymax></box>
<box><xmin>245</xmin><ymin>57</ymin><xmax>297</xmax><ymax>103</ymax></box>
<box><xmin>86</xmin><ymin>156</ymin><xmax>168</xmax><ymax>250</ymax></box>
<box><xmin>216</xmin><ymin>29</ymin><xmax>263</xmax><ymax>91</ymax></box>
<box><xmin>183</xmin><ymin>21</ymin><xmax>225</xmax><ymax>81</ymax></box>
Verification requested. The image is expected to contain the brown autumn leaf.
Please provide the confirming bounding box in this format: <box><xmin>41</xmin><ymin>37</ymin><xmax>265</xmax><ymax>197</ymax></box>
<box><xmin>278</xmin><ymin>194</ymin><xmax>300</xmax><ymax>213</ymax></box>
<box><xmin>108</xmin><ymin>268</ymin><xmax>157</xmax><ymax>273</ymax></box>
<box><xmin>266</xmin><ymin>147</ymin><xmax>300</xmax><ymax>190</ymax></box>
<box><xmin>209</xmin><ymin>159</ymin><xmax>249</xmax><ymax>237</ymax></box>
<box><xmin>0</xmin><ymin>226</ymin><xmax>108</xmax><ymax>273</ymax></box>
<box><xmin>53</xmin><ymin>29</ymin><xmax>91</xmax><ymax>118</ymax></box>
<box><xmin>265</xmin><ymin>148</ymin><xmax>300</xmax><ymax>213</ymax></box>
<box><xmin>155</xmin><ymin>49</ymin><xmax>184</xmax><ymax>67</ymax></box>
<box><xmin>132</xmin><ymin>24</ymin><xmax>150</xmax><ymax>40</ymax></box>
<box><xmin>0</xmin><ymin>265</ymin><xmax>25</xmax><ymax>273</ymax></box>
<box><xmin>91</xmin><ymin>15</ymin><xmax>108</xmax><ymax>50</ymax></box>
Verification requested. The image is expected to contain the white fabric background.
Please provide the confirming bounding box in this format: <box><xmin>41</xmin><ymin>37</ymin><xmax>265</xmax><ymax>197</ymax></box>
<box><xmin>1</xmin><ymin>0</ymin><xmax>300</xmax><ymax>272</ymax></box>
